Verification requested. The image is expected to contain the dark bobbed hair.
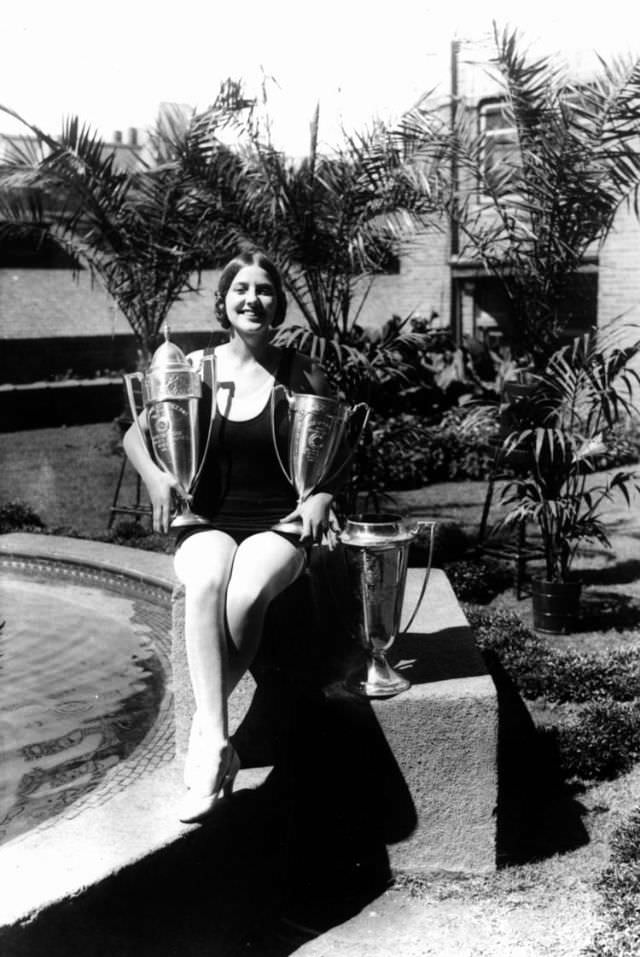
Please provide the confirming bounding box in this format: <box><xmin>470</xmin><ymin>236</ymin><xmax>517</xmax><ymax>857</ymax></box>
<box><xmin>214</xmin><ymin>249</ymin><xmax>287</xmax><ymax>329</ymax></box>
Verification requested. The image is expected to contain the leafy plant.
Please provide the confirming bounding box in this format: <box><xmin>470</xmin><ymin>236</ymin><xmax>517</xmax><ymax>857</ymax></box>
<box><xmin>444</xmin><ymin>557</ymin><xmax>512</xmax><ymax>603</ymax></box>
<box><xmin>184</xmin><ymin>83</ymin><xmax>442</xmax><ymax>345</ymax></box>
<box><xmin>587</xmin><ymin>809</ymin><xmax>640</xmax><ymax>955</ymax></box>
<box><xmin>467</xmin><ymin>607</ymin><xmax>640</xmax><ymax>703</ymax></box>
<box><xmin>401</xmin><ymin>25</ymin><xmax>640</xmax><ymax>365</ymax></box>
<box><xmin>0</xmin><ymin>99</ymin><xmax>230</xmax><ymax>364</ymax></box>
<box><xmin>0</xmin><ymin>500</ymin><xmax>46</xmax><ymax>534</ymax></box>
<box><xmin>496</xmin><ymin>324</ymin><xmax>640</xmax><ymax>581</ymax></box>
<box><xmin>554</xmin><ymin>699</ymin><xmax>640</xmax><ymax>780</ymax></box>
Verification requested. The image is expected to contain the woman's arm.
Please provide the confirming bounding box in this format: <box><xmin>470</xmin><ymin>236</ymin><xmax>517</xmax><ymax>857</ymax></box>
<box><xmin>122</xmin><ymin>412</ymin><xmax>179</xmax><ymax>534</ymax></box>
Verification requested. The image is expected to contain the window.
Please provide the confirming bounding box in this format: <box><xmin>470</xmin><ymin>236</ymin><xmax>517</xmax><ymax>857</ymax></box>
<box><xmin>479</xmin><ymin>100</ymin><xmax>518</xmax><ymax>194</ymax></box>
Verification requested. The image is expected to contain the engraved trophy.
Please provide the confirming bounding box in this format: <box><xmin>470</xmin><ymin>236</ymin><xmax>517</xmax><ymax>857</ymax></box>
<box><xmin>340</xmin><ymin>513</ymin><xmax>437</xmax><ymax>697</ymax></box>
<box><xmin>270</xmin><ymin>388</ymin><xmax>370</xmax><ymax>534</ymax></box>
<box><xmin>123</xmin><ymin>327</ymin><xmax>215</xmax><ymax>528</ymax></box>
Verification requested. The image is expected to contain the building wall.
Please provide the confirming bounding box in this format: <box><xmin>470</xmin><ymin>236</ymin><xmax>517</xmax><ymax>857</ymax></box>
<box><xmin>0</xmin><ymin>224</ymin><xmax>450</xmax><ymax>383</ymax></box>
<box><xmin>598</xmin><ymin>204</ymin><xmax>640</xmax><ymax>329</ymax></box>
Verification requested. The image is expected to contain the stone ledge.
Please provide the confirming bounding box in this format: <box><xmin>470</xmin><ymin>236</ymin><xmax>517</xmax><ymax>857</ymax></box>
<box><xmin>0</xmin><ymin>532</ymin><xmax>176</xmax><ymax>592</ymax></box>
<box><xmin>172</xmin><ymin>555</ymin><xmax>499</xmax><ymax>876</ymax></box>
<box><xmin>0</xmin><ymin>533</ymin><xmax>498</xmax><ymax>950</ymax></box>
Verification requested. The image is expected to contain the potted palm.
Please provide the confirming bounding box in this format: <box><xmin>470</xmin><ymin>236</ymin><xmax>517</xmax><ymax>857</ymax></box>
<box><xmin>400</xmin><ymin>25</ymin><xmax>640</xmax><ymax>370</ymax></box>
<box><xmin>497</xmin><ymin>324</ymin><xmax>640</xmax><ymax>632</ymax></box>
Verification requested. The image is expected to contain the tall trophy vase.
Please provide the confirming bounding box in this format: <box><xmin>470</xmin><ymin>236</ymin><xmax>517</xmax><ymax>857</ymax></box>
<box><xmin>123</xmin><ymin>328</ymin><xmax>215</xmax><ymax>529</ymax></box>
<box><xmin>270</xmin><ymin>386</ymin><xmax>369</xmax><ymax>535</ymax></box>
<box><xmin>341</xmin><ymin>514</ymin><xmax>436</xmax><ymax>698</ymax></box>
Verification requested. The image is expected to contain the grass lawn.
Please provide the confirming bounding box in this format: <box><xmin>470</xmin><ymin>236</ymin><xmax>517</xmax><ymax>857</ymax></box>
<box><xmin>3</xmin><ymin>422</ymin><xmax>640</xmax><ymax>954</ymax></box>
<box><xmin>0</xmin><ymin>421</ymin><xmax>142</xmax><ymax>538</ymax></box>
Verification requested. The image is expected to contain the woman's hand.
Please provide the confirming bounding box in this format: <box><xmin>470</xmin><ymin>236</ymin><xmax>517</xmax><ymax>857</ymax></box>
<box><xmin>280</xmin><ymin>492</ymin><xmax>335</xmax><ymax>546</ymax></box>
<box><xmin>122</xmin><ymin>416</ymin><xmax>185</xmax><ymax>534</ymax></box>
<box><xmin>146</xmin><ymin>469</ymin><xmax>182</xmax><ymax>534</ymax></box>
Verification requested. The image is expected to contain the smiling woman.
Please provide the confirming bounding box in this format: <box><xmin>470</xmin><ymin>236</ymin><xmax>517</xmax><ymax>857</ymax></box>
<box><xmin>122</xmin><ymin>248</ymin><xmax>340</xmax><ymax>824</ymax></box>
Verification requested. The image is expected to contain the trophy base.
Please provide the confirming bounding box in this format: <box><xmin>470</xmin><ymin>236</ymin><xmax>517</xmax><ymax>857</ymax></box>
<box><xmin>170</xmin><ymin>510</ymin><xmax>211</xmax><ymax>529</ymax></box>
<box><xmin>345</xmin><ymin>656</ymin><xmax>411</xmax><ymax>699</ymax></box>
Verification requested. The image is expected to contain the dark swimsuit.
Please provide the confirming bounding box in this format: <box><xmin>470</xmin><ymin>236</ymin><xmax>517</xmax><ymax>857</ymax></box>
<box><xmin>175</xmin><ymin>347</ymin><xmax>331</xmax><ymax>551</ymax></box>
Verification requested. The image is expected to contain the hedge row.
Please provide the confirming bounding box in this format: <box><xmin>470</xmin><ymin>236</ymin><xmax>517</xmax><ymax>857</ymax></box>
<box><xmin>467</xmin><ymin>608</ymin><xmax>640</xmax><ymax>705</ymax></box>
<box><xmin>585</xmin><ymin>808</ymin><xmax>640</xmax><ymax>955</ymax></box>
<box><xmin>367</xmin><ymin>409</ymin><xmax>640</xmax><ymax>491</ymax></box>
<box><xmin>465</xmin><ymin>607</ymin><xmax>640</xmax><ymax>782</ymax></box>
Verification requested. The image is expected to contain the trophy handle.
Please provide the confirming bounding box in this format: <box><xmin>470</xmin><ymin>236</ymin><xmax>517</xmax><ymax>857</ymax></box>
<box><xmin>400</xmin><ymin>520</ymin><xmax>437</xmax><ymax>634</ymax></box>
<box><xmin>123</xmin><ymin>372</ymin><xmax>151</xmax><ymax>457</ymax></box>
<box><xmin>319</xmin><ymin>401</ymin><xmax>371</xmax><ymax>489</ymax></box>
<box><xmin>270</xmin><ymin>383</ymin><xmax>293</xmax><ymax>486</ymax></box>
<box><xmin>190</xmin><ymin>352</ymin><xmax>217</xmax><ymax>494</ymax></box>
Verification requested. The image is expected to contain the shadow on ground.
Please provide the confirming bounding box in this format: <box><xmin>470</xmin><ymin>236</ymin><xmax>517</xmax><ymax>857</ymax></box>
<box><xmin>578</xmin><ymin>558</ymin><xmax>640</xmax><ymax>587</ymax></box>
<box><xmin>6</xmin><ymin>678</ymin><xmax>412</xmax><ymax>957</ymax></box>
<box><xmin>576</xmin><ymin>590</ymin><xmax>640</xmax><ymax>632</ymax></box>
<box><xmin>484</xmin><ymin>652</ymin><xmax>589</xmax><ymax>867</ymax></box>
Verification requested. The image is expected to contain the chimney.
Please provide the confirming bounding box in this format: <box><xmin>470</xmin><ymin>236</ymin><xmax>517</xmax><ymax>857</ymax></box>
<box><xmin>113</xmin><ymin>130</ymin><xmax>123</xmax><ymax>144</ymax></box>
<box><xmin>127</xmin><ymin>127</ymin><xmax>138</xmax><ymax>147</ymax></box>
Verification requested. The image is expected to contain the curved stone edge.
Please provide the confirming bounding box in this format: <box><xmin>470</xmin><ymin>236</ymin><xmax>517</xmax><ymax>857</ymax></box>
<box><xmin>0</xmin><ymin>533</ymin><xmax>272</xmax><ymax>938</ymax></box>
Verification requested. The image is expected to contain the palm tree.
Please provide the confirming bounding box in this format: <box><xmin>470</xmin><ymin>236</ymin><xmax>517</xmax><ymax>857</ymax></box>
<box><xmin>400</xmin><ymin>25</ymin><xmax>640</xmax><ymax>366</ymax></box>
<box><xmin>176</xmin><ymin>83</ymin><xmax>445</xmax><ymax>404</ymax></box>
<box><xmin>0</xmin><ymin>104</ymin><xmax>224</xmax><ymax>365</ymax></box>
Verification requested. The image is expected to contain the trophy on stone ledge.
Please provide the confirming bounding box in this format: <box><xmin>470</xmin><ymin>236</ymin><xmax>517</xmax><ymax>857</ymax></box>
<box><xmin>340</xmin><ymin>513</ymin><xmax>437</xmax><ymax>698</ymax></box>
<box><xmin>270</xmin><ymin>387</ymin><xmax>370</xmax><ymax>535</ymax></box>
<box><xmin>123</xmin><ymin>327</ymin><xmax>215</xmax><ymax>528</ymax></box>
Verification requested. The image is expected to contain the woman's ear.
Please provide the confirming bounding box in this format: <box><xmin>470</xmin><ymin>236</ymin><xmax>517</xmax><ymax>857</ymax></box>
<box><xmin>214</xmin><ymin>292</ymin><xmax>228</xmax><ymax>328</ymax></box>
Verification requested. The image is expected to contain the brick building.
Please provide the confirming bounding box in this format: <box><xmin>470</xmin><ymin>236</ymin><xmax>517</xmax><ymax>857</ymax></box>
<box><xmin>438</xmin><ymin>38</ymin><xmax>640</xmax><ymax>348</ymax></box>
<box><xmin>2</xmin><ymin>41</ymin><xmax>640</xmax><ymax>390</ymax></box>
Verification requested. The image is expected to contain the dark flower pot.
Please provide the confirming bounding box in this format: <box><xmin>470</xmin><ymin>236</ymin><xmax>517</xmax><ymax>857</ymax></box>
<box><xmin>531</xmin><ymin>577</ymin><xmax>582</xmax><ymax>634</ymax></box>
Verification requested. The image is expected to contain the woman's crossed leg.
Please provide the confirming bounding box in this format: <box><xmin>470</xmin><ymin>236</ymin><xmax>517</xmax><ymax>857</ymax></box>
<box><xmin>174</xmin><ymin>528</ymin><xmax>305</xmax><ymax>803</ymax></box>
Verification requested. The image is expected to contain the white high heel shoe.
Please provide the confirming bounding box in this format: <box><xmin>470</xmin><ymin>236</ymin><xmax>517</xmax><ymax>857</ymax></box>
<box><xmin>179</xmin><ymin>742</ymin><xmax>240</xmax><ymax>824</ymax></box>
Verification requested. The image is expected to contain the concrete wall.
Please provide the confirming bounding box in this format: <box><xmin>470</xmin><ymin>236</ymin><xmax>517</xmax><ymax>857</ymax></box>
<box><xmin>598</xmin><ymin>203</ymin><xmax>640</xmax><ymax>327</ymax></box>
<box><xmin>0</xmin><ymin>229</ymin><xmax>450</xmax><ymax>387</ymax></box>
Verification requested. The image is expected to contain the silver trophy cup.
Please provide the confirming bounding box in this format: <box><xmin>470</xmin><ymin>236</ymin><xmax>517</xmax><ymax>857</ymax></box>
<box><xmin>340</xmin><ymin>513</ymin><xmax>437</xmax><ymax>697</ymax></box>
<box><xmin>270</xmin><ymin>386</ymin><xmax>369</xmax><ymax>534</ymax></box>
<box><xmin>124</xmin><ymin>328</ymin><xmax>215</xmax><ymax>528</ymax></box>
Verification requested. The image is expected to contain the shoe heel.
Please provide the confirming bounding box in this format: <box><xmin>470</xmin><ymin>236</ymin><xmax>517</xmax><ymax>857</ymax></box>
<box><xmin>222</xmin><ymin>750</ymin><xmax>241</xmax><ymax>798</ymax></box>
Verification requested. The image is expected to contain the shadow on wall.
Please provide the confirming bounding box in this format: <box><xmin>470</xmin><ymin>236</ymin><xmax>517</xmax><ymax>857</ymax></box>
<box><xmin>484</xmin><ymin>653</ymin><xmax>589</xmax><ymax>867</ymax></box>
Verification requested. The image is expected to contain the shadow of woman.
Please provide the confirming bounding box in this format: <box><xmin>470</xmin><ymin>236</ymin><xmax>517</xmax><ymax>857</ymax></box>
<box><xmin>227</xmin><ymin>571</ymin><xmax>416</xmax><ymax>952</ymax></box>
<box><xmin>7</xmin><ymin>719</ymin><xmax>409</xmax><ymax>957</ymax></box>
<box><xmin>483</xmin><ymin>650</ymin><xmax>589</xmax><ymax>866</ymax></box>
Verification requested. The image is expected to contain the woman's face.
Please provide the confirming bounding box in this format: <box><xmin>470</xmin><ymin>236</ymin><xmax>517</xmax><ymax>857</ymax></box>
<box><xmin>223</xmin><ymin>264</ymin><xmax>278</xmax><ymax>335</ymax></box>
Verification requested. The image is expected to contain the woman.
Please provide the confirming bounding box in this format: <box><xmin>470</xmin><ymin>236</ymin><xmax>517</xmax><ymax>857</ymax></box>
<box><xmin>123</xmin><ymin>250</ymin><xmax>336</xmax><ymax>823</ymax></box>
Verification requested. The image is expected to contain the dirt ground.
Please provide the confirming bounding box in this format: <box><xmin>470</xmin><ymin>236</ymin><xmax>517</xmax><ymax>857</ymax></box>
<box><xmin>2</xmin><ymin>423</ymin><xmax>640</xmax><ymax>955</ymax></box>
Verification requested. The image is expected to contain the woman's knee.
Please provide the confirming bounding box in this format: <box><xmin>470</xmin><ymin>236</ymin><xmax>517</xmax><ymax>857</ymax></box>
<box><xmin>174</xmin><ymin>531</ymin><xmax>235</xmax><ymax>591</ymax></box>
<box><xmin>227</xmin><ymin>541</ymin><xmax>305</xmax><ymax>612</ymax></box>
<box><xmin>185</xmin><ymin>570</ymin><xmax>227</xmax><ymax>609</ymax></box>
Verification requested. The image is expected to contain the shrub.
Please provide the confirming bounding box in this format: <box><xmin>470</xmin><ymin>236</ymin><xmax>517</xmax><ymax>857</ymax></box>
<box><xmin>0</xmin><ymin>500</ymin><xmax>46</xmax><ymax>534</ymax></box>
<box><xmin>585</xmin><ymin>807</ymin><xmax>640</xmax><ymax>955</ymax></box>
<box><xmin>352</xmin><ymin>408</ymin><xmax>497</xmax><ymax>498</ymax></box>
<box><xmin>467</xmin><ymin>607</ymin><xmax>640</xmax><ymax>783</ymax></box>
<box><xmin>554</xmin><ymin>698</ymin><xmax>640</xmax><ymax>781</ymax></box>
<box><xmin>444</xmin><ymin>557</ymin><xmax>512</xmax><ymax>604</ymax></box>
<box><xmin>466</xmin><ymin>608</ymin><xmax>640</xmax><ymax>703</ymax></box>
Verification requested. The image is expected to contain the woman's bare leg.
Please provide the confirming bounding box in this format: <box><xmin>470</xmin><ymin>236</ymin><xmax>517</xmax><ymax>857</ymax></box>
<box><xmin>173</xmin><ymin>529</ymin><xmax>237</xmax><ymax>792</ymax></box>
<box><xmin>225</xmin><ymin>532</ymin><xmax>306</xmax><ymax>691</ymax></box>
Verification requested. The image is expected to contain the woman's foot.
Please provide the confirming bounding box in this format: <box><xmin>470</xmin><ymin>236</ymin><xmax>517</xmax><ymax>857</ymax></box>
<box><xmin>179</xmin><ymin>736</ymin><xmax>240</xmax><ymax>825</ymax></box>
